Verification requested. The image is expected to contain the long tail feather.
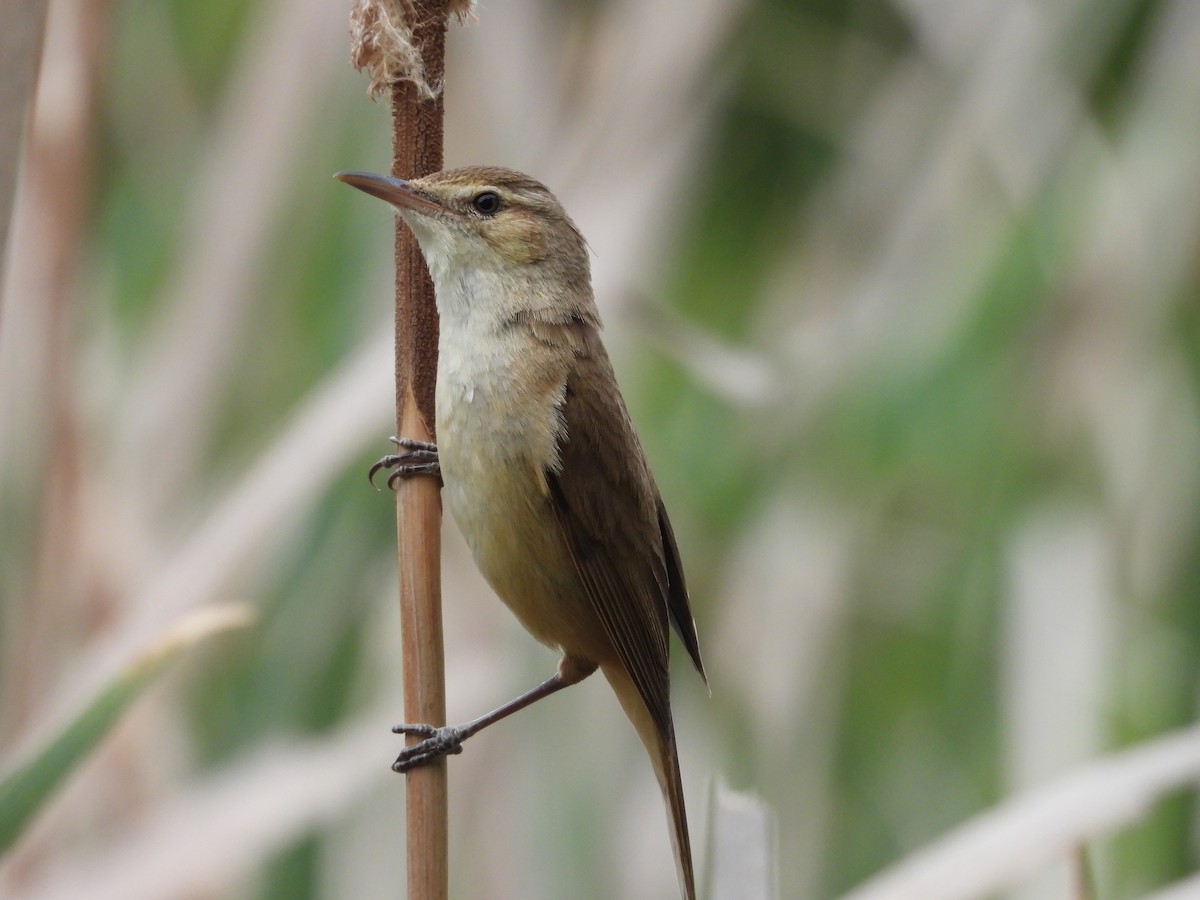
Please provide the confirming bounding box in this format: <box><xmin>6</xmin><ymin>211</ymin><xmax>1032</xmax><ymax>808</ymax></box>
<box><xmin>603</xmin><ymin>664</ymin><xmax>696</xmax><ymax>900</ymax></box>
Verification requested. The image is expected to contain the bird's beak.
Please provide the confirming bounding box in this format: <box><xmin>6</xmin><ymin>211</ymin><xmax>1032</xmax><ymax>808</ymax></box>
<box><xmin>334</xmin><ymin>171</ymin><xmax>444</xmax><ymax>215</ymax></box>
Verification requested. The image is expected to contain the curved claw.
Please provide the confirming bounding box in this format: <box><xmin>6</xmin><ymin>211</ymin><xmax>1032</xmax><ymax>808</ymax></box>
<box><xmin>367</xmin><ymin>457</ymin><xmax>391</xmax><ymax>487</ymax></box>
<box><xmin>368</xmin><ymin>436</ymin><xmax>441</xmax><ymax>490</ymax></box>
<box><xmin>391</xmin><ymin>723</ymin><xmax>465</xmax><ymax>772</ymax></box>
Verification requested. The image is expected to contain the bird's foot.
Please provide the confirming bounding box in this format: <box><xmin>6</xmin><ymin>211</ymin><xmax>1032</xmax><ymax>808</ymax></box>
<box><xmin>369</xmin><ymin>436</ymin><xmax>440</xmax><ymax>489</ymax></box>
<box><xmin>391</xmin><ymin>723</ymin><xmax>465</xmax><ymax>772</ymax></box>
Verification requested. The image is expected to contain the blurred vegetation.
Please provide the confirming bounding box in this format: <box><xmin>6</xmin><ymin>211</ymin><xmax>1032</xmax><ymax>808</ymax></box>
<box><xmin>2</xmin><ymin>0</ymin><xmax>1198</xmax><ymax>898</ymax></box>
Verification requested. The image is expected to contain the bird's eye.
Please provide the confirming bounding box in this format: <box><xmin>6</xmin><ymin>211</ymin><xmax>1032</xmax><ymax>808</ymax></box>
<box><xmin>471</xmin><ymin>191</ymin><xmax>501</xmax><ymax>216</ymax></box>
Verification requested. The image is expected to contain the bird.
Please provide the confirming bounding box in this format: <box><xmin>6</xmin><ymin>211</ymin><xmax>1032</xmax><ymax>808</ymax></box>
<box><xmin>336</xmin><ymin>166</ymin><xmax>706</xmax><ymax>899</ymax></box>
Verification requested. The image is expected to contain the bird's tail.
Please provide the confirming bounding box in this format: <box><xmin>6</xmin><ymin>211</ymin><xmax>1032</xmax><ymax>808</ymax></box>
<box><xmin>602</xmin><ymin>664</ymin><xmax>696</xmax><ymax>900</ymax></box>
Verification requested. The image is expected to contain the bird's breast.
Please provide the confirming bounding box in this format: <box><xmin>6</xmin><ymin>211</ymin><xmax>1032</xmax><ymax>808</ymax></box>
<box><xmin>433</xmin><ymin>319</ymin><xmax>605</xmax><ymax>654</ymax></box>
<box><xmin>434</xmin><ymin>320</ymin><xmax>567</xmax><ymax>498</ymax></box>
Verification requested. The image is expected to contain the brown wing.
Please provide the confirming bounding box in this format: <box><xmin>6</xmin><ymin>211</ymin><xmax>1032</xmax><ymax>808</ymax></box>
<box><xmin>545</xmin><ymin>341</ymin><xmax>697</xmax><ymax>734</ymax></box>
<box><xmin>657</xmin><ymin>497</ymin><xmax>706</xmax><ymax>682</ymax></box>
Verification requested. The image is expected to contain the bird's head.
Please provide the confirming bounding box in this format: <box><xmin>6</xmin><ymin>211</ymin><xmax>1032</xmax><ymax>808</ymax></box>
<box><xmin>336</xmin><ymin>166</ymin><xmax>592</xmax><ymax>295</ymax></box>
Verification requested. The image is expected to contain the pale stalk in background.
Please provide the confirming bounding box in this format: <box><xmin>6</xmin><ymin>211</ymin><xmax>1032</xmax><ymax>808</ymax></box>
<box><xmin>0</xmin><ymin>0</ymin><xmax>49</xmax><ymax>307</ymax></box>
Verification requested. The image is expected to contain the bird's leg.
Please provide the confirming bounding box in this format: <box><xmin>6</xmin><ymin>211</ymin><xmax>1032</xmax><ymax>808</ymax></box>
<box><xmin>392</xmin><ymin>658</ymin><xmax>597</xmax><ymax>773</ymax></box>
<box><xmin>369</xmin><ymin>436</ymin><xmax>440</xmax><ymax>489</ymax></box>
<box><xmin>392</xmin><ymin>675</ymin><xmax>568</xmax><ymax>772</ymax></box>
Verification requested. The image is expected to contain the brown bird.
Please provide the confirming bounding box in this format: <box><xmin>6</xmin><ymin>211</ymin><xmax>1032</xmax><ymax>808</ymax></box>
<box><xmin>337</xmin><ymin>166</ymin><xmax>706</xmax><ymax>899</ymax></box>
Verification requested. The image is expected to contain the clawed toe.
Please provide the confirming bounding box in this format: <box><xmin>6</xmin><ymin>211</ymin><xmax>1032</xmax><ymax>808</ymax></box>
<box><xmin>391</xmin><ymin>723</ymin><xmax>465</xmax><ymax>772</ymax></box>
<box><xmin>369</xmin><ymin>436</ymin><xmax>441</xmax><ymax>489</ymax></box>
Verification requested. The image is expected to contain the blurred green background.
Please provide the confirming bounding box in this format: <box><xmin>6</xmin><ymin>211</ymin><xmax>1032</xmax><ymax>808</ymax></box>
<box><xmin>2</xmin><ymin>0</ymin><xmax>1199</xmax><ymax>898</ymax></box>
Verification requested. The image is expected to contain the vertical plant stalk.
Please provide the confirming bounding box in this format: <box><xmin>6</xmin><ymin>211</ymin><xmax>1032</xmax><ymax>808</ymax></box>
<box><xmin>349</xmin><ymin>1</ymin><xmax>458</xmax><ymax>897</ymax></box>
<box><xmin>7</xmin><ymin>0</ymin><xmax>109</xmax><ymax>743</ymax></box>
<box><xmin>391</xmin><ymin>56</ymin><xmax>448</xmax><ymax>900</ymax></box>
<box><xmin>0</xmin><ymin>0</ymin><xmax>49</xmax><ymax>310</ymax></box>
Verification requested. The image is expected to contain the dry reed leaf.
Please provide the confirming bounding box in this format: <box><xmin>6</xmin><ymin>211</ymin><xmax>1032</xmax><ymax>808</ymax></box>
<box><xmin>14</xmin><ymin>721</ymin><xmax>387</xmax><ymax>900</ymax></box>
<box><xmin>840</xmin><ymin>724</ymin><xmax>1200</xmax><ymax>900</ymax></box>
<box><xmin>1142</xmin><ymin>872</ymin><xmax>1200</xmax><ymax>900</ymax></box>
